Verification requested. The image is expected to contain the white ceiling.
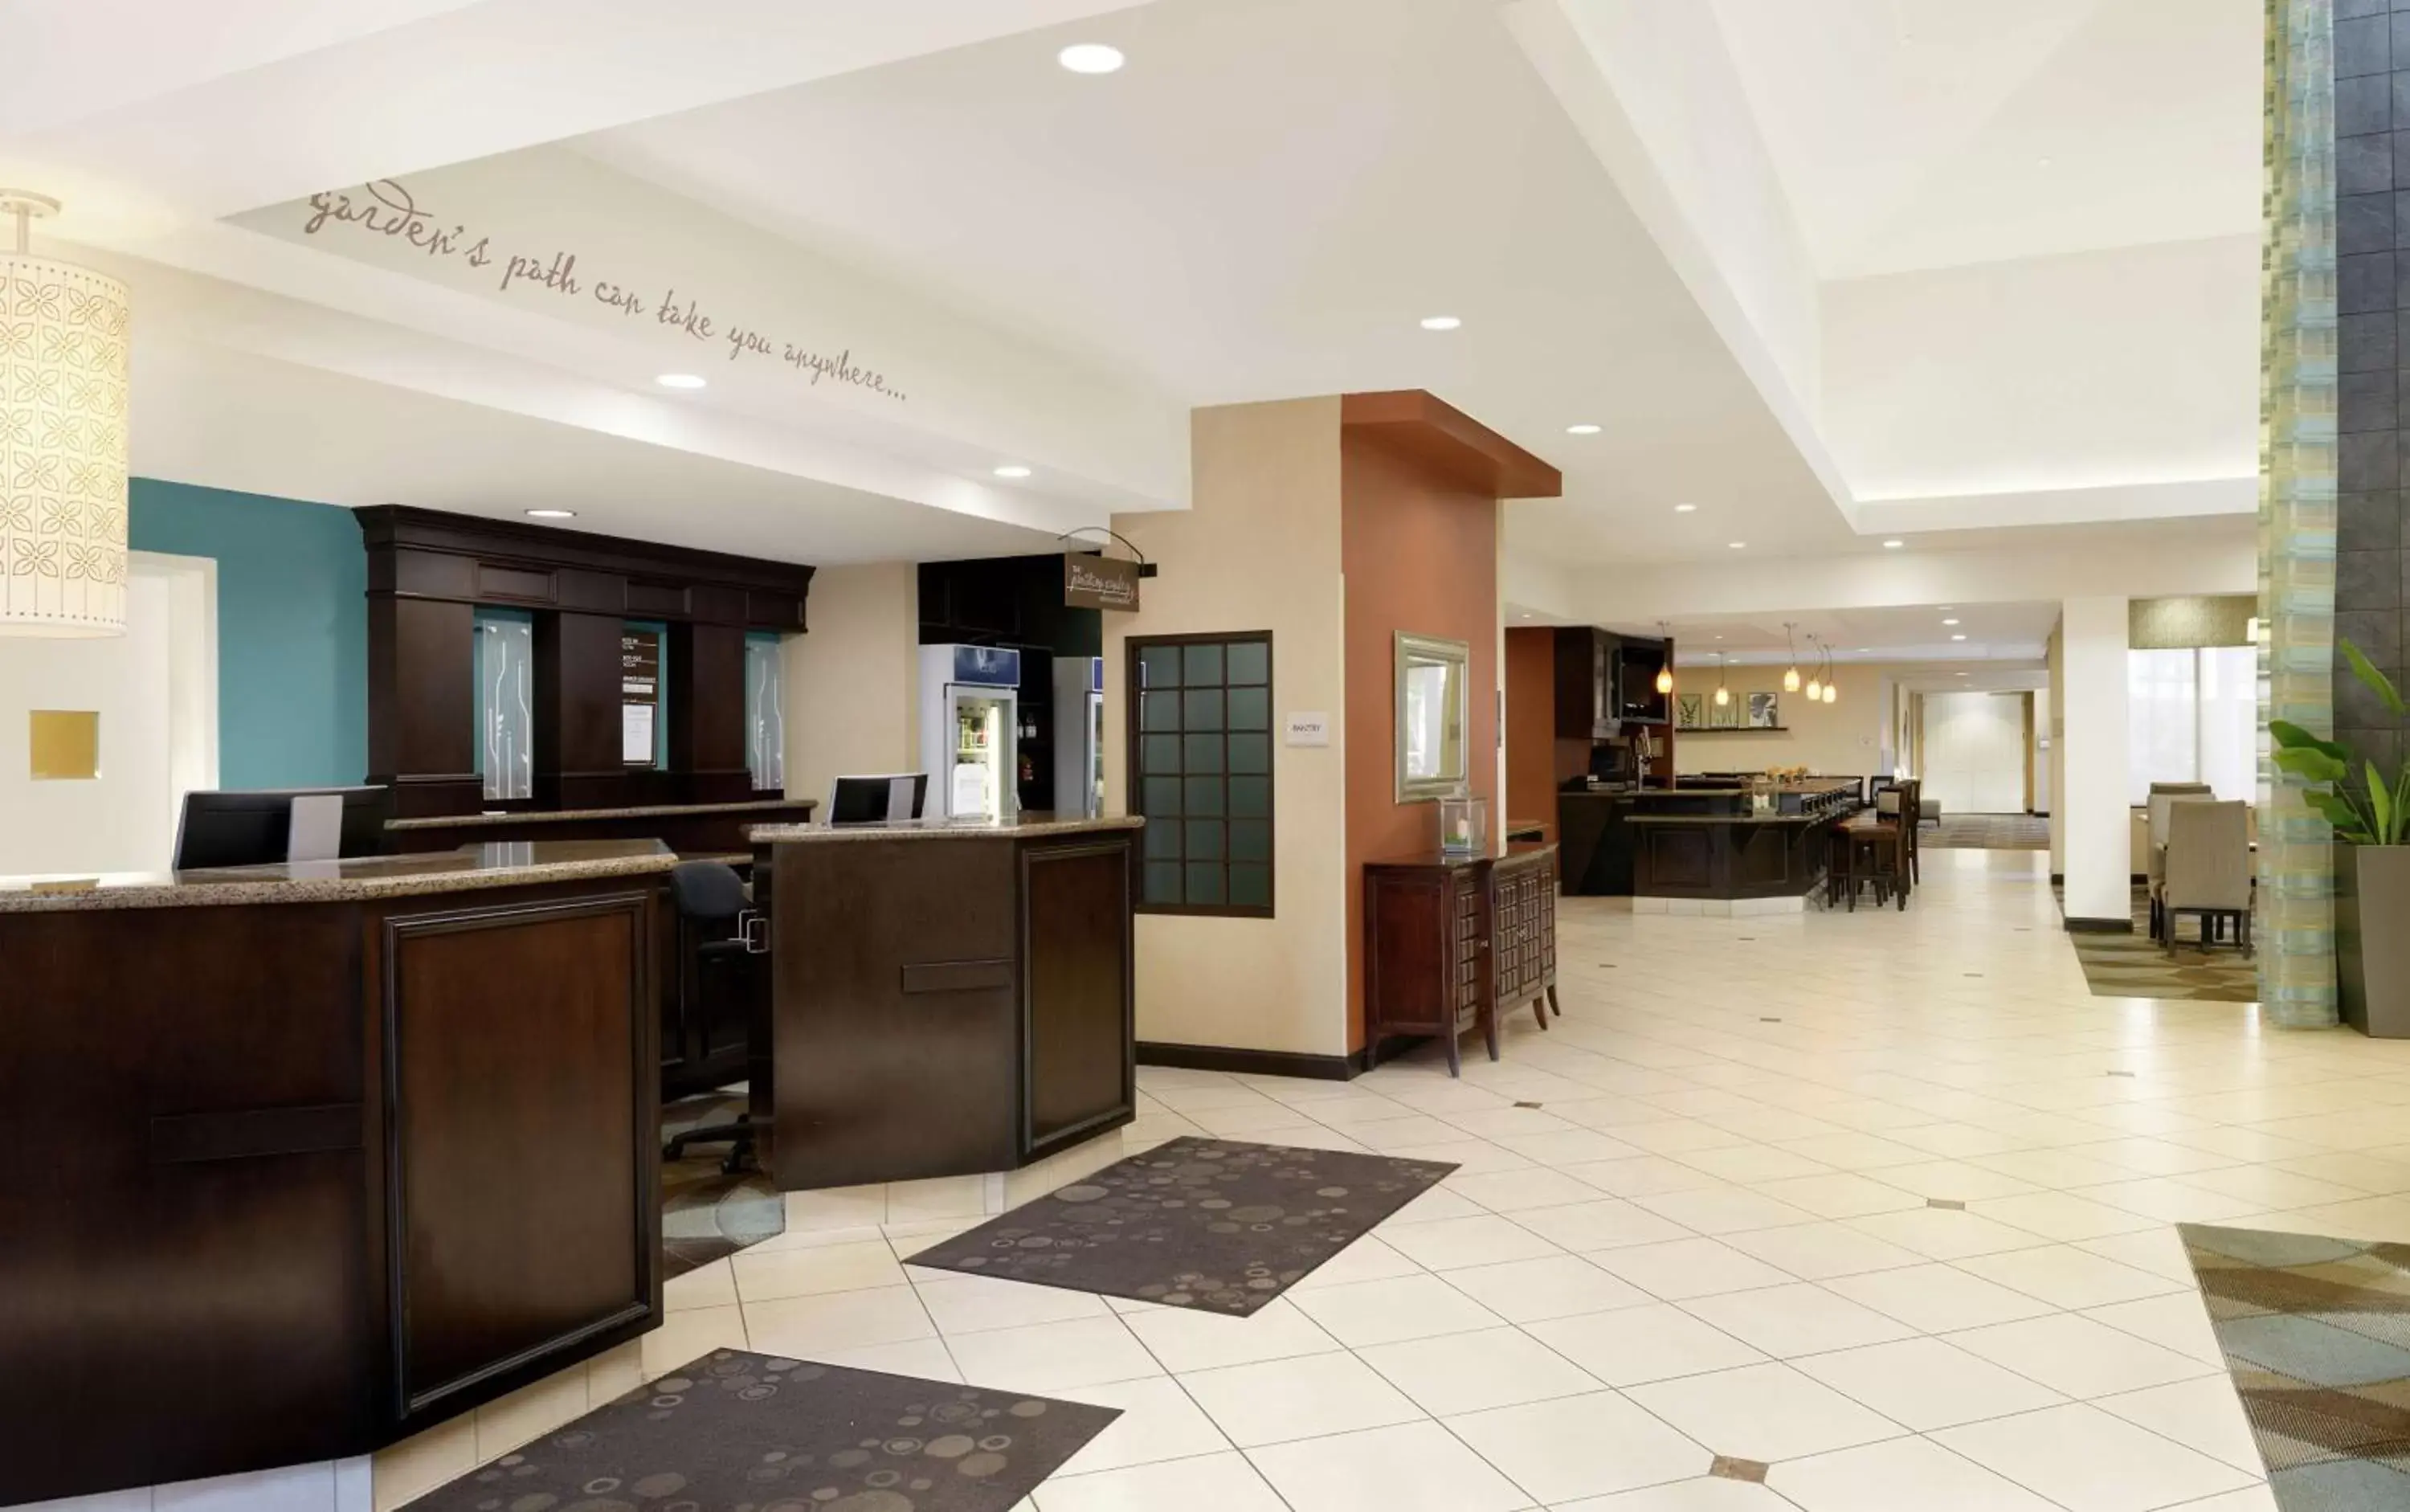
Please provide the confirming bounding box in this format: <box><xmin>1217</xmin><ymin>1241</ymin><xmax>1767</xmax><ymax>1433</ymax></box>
<box><xmin>2</xmin><ymin>0</ymin><xmax>2263</xmax><ymax>603</ymax></box>
<box><xmin>1709</xmin><ymin>0</ymin><xmax>2261</xmax><ymax>278</ymax></box>
<box><xmin>134</xmin><ymin>337</ymin><xmax>1066</xmax><ymax>565</ymax></box>
<box><xmin>1643</xmin><ymin>600</ymin><xmax>2061</xmax><ymax>666</ymax></box>
<box><xmin>583</xmin><ymin>0</ymin><xmax>1860</xmax><ymax>562</ymax></box>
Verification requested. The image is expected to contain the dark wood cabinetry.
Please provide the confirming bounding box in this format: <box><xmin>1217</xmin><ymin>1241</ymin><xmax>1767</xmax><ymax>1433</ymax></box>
<box><xmin>760</xmin><ymin>820</ymin><xmax>1138</xmax><ymax>1190</ymax></box>
<box><xmin>359</xmin><ymin>507</ymin><xmax>814</xmax><ymax>818</ymax></box>
<box><xmin>1550</xmin><ymin>627</ymin><xmax>1672</xmax><ymax>734</ymax></box>
<box><xmin>1363</xmin><ymin>843</ymin><xmax>1560</xmax><ymax>1075</ymax></box>
<box><xmin>0</xmin><ymin>864</ymin><xmax>664</xmax><ymax>1506</ymax></box>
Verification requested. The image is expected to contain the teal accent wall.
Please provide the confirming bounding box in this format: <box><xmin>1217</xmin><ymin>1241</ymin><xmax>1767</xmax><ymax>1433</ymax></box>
<box><xmin>128</xmin><ymin>480</ymin><xmax>366</xmax><ymax>790</ymax></box>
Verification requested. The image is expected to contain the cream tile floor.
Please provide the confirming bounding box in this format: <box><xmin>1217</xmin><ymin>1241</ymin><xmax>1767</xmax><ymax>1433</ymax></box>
<box><xmin>482</xmin><ymin>851</ymin><xmax>2410</xmax><ymax>1509</ymax></box>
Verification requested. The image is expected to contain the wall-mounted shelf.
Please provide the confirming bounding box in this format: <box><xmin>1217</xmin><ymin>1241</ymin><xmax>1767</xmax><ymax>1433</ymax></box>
<box><xmin>1675</xmin><ymin>725</ymin><xmax>1791</xmax><ymax>734</ymax></box>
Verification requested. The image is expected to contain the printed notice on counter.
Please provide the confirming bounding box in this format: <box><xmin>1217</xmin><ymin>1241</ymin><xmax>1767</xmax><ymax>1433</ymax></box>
<box><xmin>1283</xmin><ymin>712</ymin><xmax>1332</xmax><ymax>747</ymax></box>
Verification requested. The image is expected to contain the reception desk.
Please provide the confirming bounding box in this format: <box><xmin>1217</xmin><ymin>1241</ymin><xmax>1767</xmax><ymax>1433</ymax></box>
<box><xmin>0</xmin><ymin>840</ymin><xmax>675</xmax><ymax>1506</ymax></box>
<box><xmin>751</xmin><ymin>815</ymin><xmax>1140</xmax><ymax>1191</ymax></box>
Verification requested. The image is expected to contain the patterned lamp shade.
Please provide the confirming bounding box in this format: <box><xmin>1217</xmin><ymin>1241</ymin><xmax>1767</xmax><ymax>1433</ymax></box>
<box><xmin>0</xmin><ymin>247</ymin><xmax>129</xmax><ymax>635</ymax></box>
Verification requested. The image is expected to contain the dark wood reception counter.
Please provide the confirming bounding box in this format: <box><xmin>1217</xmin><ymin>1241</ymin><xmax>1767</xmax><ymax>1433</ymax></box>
<box><xmin>751</xmin><ymin>815</ymin><xmax>1141</xmax><ymax>1191</ymax></box>
<box><xmin>0</xmin><ymin>840</ymin><xmax>675</xmax><ymax>1507</ymax></box>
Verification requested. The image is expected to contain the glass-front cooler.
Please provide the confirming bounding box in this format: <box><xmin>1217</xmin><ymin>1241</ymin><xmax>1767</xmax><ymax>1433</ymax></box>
<box><xmin>919</xmin><ymin>644</ymin><xmax>1021</xmax><ymax>821</ymax></box>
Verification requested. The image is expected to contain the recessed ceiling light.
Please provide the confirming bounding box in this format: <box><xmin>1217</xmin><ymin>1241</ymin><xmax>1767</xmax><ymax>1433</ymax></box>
<box><xmin>1674</xmin><ymin>503</ymin><xmax>1697</xmax><ymax>513</ymax></box>
<box><xmin>993</xmin><ymin>464</ymin><xmax>1032</xmax><ymax>479</ymax></box>
<box><xmin>1566</xmin><ymin>423</ymin><xmax>1601</xmax><ymax>435</ymax></box>
<box><xmin>1419</xmin><ymin>315</ymin><xmax>1461</xmax><ymax>331</ymax></box>
<box><xmin>2038</xmin><ymin>157</ymin><xmax>2054</xmax><ymax>168</ymax></box>
<box><xmin>1057</xmin><ymin>43</ymin><xmax>1125</xmax><ymax>74</ymax></box>
<box><xmin>1938</xmin><ymin>604</ymin><xmax>1955</xmax><ymax>611</ymax></box>
<box><xmin>525</xmin><ymin>509</ymin><xmax>576</xmax><ymax>519</ymax></box>
<box><xmin>1951</xmin><ymin>634</ymin><xmax>1967</xmax><ymax>641</ymax></box>
<box><xmin>1882</xmin><ymin>539</ymin><xmax>1905</xmax><ymax>549</ymax></box>
<box><xmin>1727</xmin><ymin>541</ymin><xmax>1746</xmax><ymax>549</ymax></box>
<box><xmin>1956</xmin><ymin>671</ymin><xmax>1971</xmax><ymax>677</ymax></box>
<box><xmin>656</xmin><ymin>373</ymin><xmax>706</xmax><ymax>390</ymax></box>
<box><xmin>1942</xmin><ymin>618</ymin><xmax>1960</xmax><ymax>626</ymax></box>
<box><xmin>1858</xmin><ymin>647</ymin><xmax>1870</xmax><ymax>652</ymax></box>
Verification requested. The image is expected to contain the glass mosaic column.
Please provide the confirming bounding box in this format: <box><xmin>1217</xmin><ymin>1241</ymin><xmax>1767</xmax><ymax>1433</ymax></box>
<box><xmin>2257</xmin><ymin>0</ymin><xmax>2339</xmax><ymax>1027</ymax></box>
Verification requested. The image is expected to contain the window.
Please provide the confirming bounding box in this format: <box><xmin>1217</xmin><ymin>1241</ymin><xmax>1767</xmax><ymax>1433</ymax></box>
<box><xmin>2127</xmin><ymin>645</ymin><xmax>2257</xmax><ymax>803</ymax></box>
<box><xmin>473</xmin><ymin>608</ymin><xmax>533</xmax><ymax>802</ymax></box>
<box><xmin>1129</xmin><ymin>631</ymin><xmax>1272</xmax><ymax>916</ymax></box>
<box><xmin>745</xmin><ymin>631</ymin><xmax>786</xmax><ymax>792</ymax></box>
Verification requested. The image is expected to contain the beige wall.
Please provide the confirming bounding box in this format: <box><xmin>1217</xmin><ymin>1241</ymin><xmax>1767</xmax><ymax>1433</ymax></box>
<box><xmin>782</xmin><ymin>562</ymin><xmax>919</xmax><ymax>806</ymax></box>
<box><xmin>1673</xmin><ymin>662</ymin><xmax>1896</xmax><ymax>778</ymax></box>
<box><xmin>1106</xmin><ymin>398</ymin><xmax>1350</xmax><ymax>1058</ymax></box>
<box><xmin>2048</xmin><ymin>619</ymin><xmax>2066</xmax><ymax>873</ymax></box>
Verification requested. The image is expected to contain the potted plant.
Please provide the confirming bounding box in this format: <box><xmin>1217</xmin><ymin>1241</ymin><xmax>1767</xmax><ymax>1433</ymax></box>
<box><xmin>2271</xmin><ymin>640</ymin><xmax>2410</xmax><ymax>1036</ymax></box>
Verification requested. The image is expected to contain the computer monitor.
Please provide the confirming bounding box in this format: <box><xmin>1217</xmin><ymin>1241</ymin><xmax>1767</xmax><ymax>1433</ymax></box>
<box><xmin>825</xmin><ymin>774</ymin><xmax>929</xmax><ymax>826</ymax></box>
<box><xmin>172</xmin><ymin>787</ymin><xmax>391</xmax><ymax>871</ymax></box>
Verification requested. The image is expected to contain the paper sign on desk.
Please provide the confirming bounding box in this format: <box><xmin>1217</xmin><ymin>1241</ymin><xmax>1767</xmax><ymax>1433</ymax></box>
<box><xmin>1284</xmin><ymin>712</ymin><xmax>1331</xmax><ymax>747</ymax></box>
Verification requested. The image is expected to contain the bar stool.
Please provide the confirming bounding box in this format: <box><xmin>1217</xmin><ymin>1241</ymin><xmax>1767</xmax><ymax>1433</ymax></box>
<box><xmin>1832</xmin><ymin>817</ymin><xmax>1895</xmax><ymax>910</ymax></box>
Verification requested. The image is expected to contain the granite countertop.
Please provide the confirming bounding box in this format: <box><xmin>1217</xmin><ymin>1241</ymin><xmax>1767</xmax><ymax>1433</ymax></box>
<box><xmin>1366</xmin><ymin>839</ymin><xmax>1560</xmax><ymax>869</ymax></box>
<box><xmin>751</xmin><ymin>814</ymin><xmax>1146</xmax><ymax>844</ymax></box>
<box><xmin>1621</xmin><ymin>811</ymin><xmax>1832</xmax><ymax>826</ymax></box>
<box><xmin>0</xmin><ymin>839</ymin><xmax>683</xmax><ymax>913</ymax></box>
<box><xmin>387</xmin><ymin>798</ymin><xmax>817</xmax><ymax>831</ymax></box>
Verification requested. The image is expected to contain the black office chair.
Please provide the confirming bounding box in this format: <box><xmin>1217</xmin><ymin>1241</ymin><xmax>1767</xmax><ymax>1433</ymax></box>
<box><xmin>661</xmin><ymin>860</ymin><xmax>770</xmax><ymax>1174</ymax></box>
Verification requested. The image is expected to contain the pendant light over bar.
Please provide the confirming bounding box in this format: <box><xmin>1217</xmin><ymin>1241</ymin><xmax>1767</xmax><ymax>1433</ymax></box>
<box><xmin>1654</xmin><ymin>619</ymin><xmax>1673</xmax><ymax>694</ymax></box>
<box><xmin>0</xmin><ymin>190</ymin><xmax>129</xmax><ymax>636</ymax></box>
<box><xmin>1783</xmin><ymin>623</ymin><xmax>1801</xmax><ymax>693</ymax></box>
<box><xmin>1803</xmin><ymin>634</ymin><xmax>1825</xmax><ymax>703</ymax></box>
<box><xmin>1714</xmin><ymin>651</ymin><xmax>1730</xmax><ymax>707</ymax></box>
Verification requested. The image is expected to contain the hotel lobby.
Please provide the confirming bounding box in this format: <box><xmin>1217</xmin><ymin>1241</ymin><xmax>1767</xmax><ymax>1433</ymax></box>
<box><xmin>0</xmin><ymin>2</ymin><xmax>2397</xmax><ymax>1510</ymax></box>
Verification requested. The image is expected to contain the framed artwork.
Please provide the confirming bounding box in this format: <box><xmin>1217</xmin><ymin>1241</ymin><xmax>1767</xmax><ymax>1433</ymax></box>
<box><xmin>1675</xmin><ymin>693</ymin><xmax>1704</xmax><ymax>730</ymax></box>
<box><xmin>1747</xmin><ymin>693</ymin><xmax>1781</xmax><ymax>729</ymax></box>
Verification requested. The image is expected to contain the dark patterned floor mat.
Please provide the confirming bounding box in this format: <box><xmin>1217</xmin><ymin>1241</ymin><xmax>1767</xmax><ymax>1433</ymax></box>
<box><xmin>905</xmin><ymin>1136</ymin><xmax>1456</xmax><ymax>1315</ymax></box>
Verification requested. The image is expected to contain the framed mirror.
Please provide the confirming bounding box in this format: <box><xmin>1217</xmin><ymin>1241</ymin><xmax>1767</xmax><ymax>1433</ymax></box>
<box><xmin>1395</xmin><ymin>631</ymin><xmax>1470</xmax><ymax>800</ymax></box>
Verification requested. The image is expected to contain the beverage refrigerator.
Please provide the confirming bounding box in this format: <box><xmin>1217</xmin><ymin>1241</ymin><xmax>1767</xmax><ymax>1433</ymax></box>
<box><xmin>1053</xmin><ymin>655</ymin><xmax>1105</xmax><ymax>819</ymax></box>
<box><xmin>918</xmin><ymin>644</ymin><xmax>1021</xmax><ymax>821</ymax></box>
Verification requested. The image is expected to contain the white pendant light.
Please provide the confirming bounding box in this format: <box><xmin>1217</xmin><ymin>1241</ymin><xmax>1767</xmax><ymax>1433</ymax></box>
<box><xmin>1801</xmin><ymin>631</ymin><xmax>1822</xmax><ymax>701</ymax></box>
<box><xmin>1653</xmin><ymin>619</ymin><xmax>1673</xmax><ymax>695</ymax></box>
<box><xmin>1782</xmin><ymin>622</ymin><xmax>1801</xmax><ymax>693</ymax></box>
<box><xmin>0</xmin><ymin>192</ymin><xmax>129</xmax><ymax>636</ymax></box>
<box><xmin>1820</xmin><ymin>644</ymin><xmax>1840</xmax><ymax>704</ymax></box>
<box><xmin>1714</xmin><ymin>652</ymin><xmax>1730</xmax><ymax>707</ymax></box>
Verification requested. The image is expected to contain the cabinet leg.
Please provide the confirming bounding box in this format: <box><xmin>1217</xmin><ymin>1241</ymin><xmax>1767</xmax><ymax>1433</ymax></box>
<box><xmin>1445</xmin><ymin>1028</ymin><xmax>1461</xmax><ymax>1078</ymax></box>
<box><xmin>1484</xmin><ymin>1007</ymin><xmax>1501</xmax><ymax>1061</ymax></box>
<box><xmin>1532</xmin><ymin>995</ymin><xmax>1549</xmax><ymax>1031</ymax></box>
<box><xmin>1546</xmin><ymin>983</ymin><xmax>1562</xmax><ymax>1018</ymax></box>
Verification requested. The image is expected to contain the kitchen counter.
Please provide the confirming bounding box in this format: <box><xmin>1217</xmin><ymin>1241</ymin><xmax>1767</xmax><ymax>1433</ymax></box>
<box><xmin>749</xmin><ymin>813</ymin><xmax>1142</xmax><ymax>844</ymax></box>
<box><xmin>0</xmin><ymin>838</ymin><xmax>680</xmax><ymax>913</ymax></box>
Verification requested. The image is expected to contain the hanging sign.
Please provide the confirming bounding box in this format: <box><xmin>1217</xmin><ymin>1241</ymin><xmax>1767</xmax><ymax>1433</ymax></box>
<box><xmin>1064</xmin><ymin>553</ymin><xmax>1142</xmax><ymax>611</ymax></box>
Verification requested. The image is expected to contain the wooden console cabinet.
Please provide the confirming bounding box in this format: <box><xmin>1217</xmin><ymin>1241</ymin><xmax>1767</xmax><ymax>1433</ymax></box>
<box><xmin>1363</xmin><ymin>843</ymin><xmax>1560</xmax><ymax>1075</ymax></box>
